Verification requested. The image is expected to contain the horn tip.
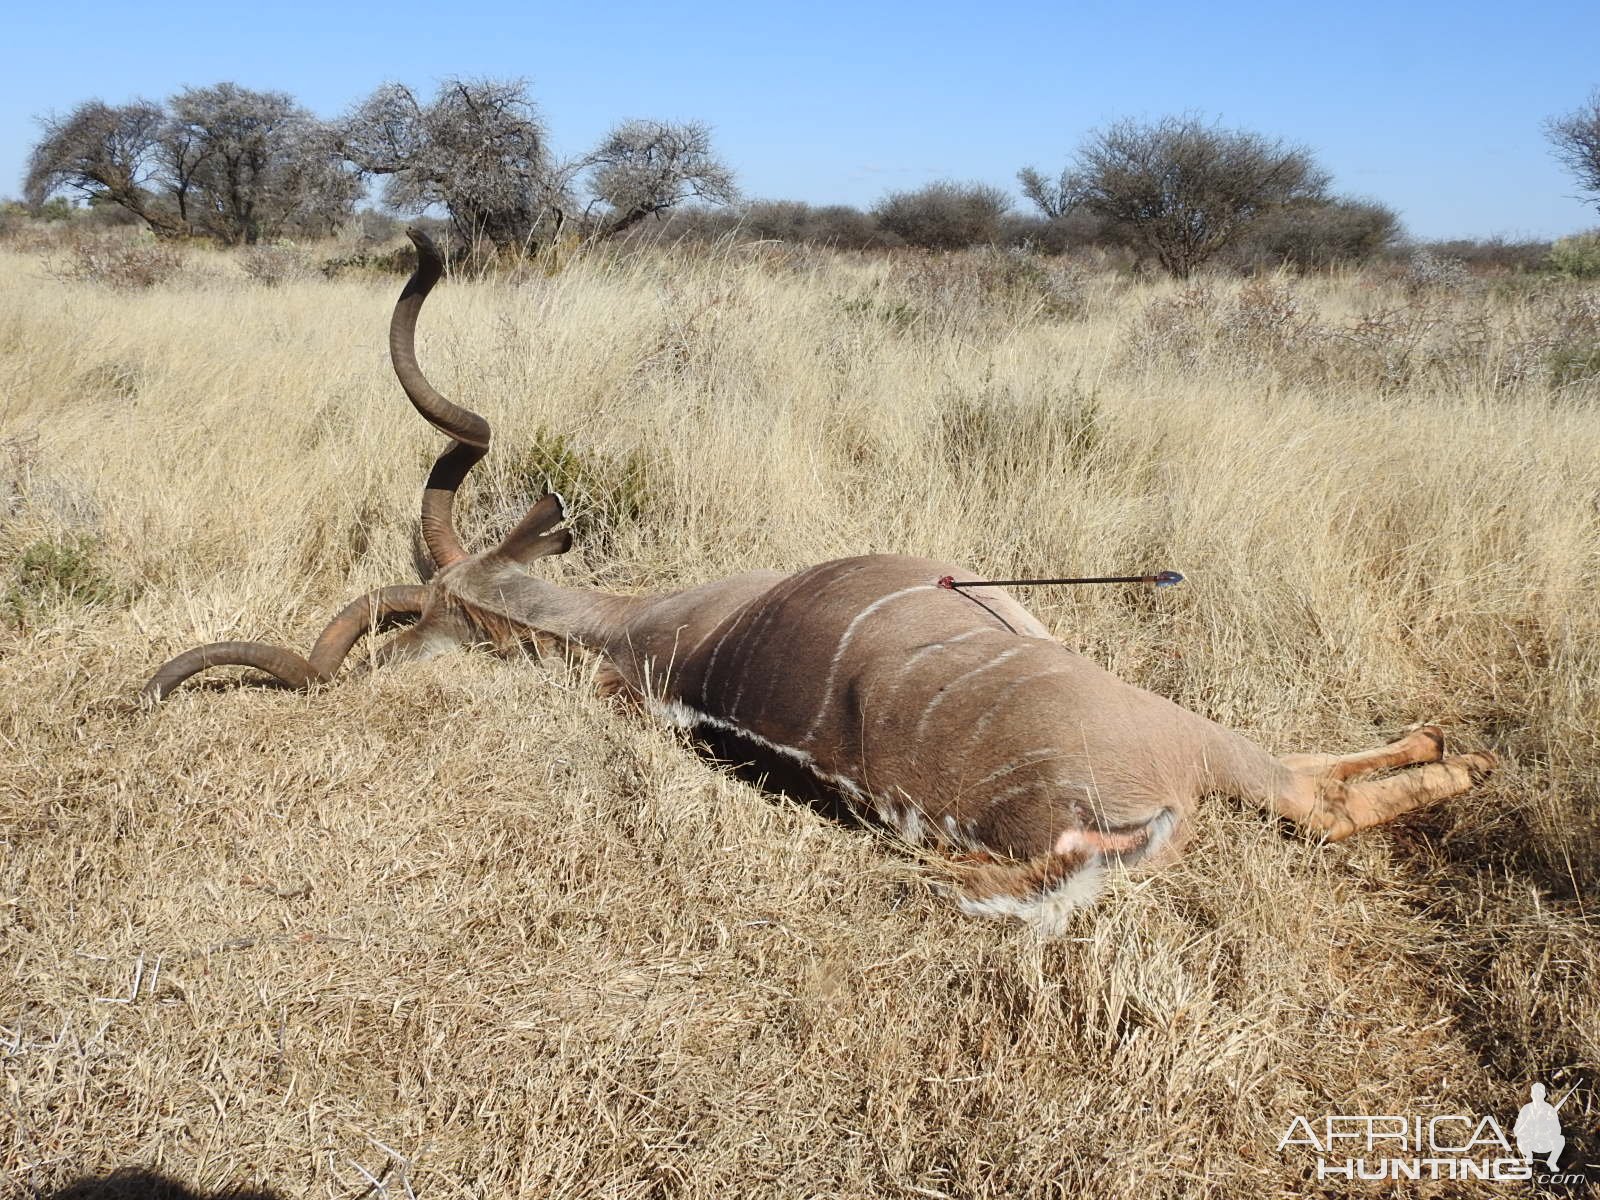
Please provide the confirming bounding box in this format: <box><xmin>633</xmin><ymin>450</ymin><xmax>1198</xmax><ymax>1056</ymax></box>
<box><xmin>405</xmin><ymin>227</ymin><xmax>442</xmax><ymax>267</ymax></box>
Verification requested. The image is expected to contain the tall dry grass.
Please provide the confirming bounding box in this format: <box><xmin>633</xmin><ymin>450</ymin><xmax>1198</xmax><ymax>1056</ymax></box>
<box><xmin>2</xmin><ymin>239</ymin><xmax>1598</xmax><ymax>1198</ymax></box>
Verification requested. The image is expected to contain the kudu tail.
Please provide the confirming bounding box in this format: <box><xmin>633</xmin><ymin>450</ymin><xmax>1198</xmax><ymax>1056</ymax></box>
<box><xmin>953</xmin><ymin>807</ymin><xmax>1179</xmax><ymax>936</ymax></box>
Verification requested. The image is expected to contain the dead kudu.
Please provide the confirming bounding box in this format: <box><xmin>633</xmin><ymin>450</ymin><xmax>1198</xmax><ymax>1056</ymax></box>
<box><xmin>144</xmin><ymin>231</ymin><xmax>1497</xmax><ymax>933</ymax></box>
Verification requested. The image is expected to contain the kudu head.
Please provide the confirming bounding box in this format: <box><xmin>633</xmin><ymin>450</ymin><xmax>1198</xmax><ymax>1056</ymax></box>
<box><xmin>143</xmin><ymin>230</ymin><xmax>566</xmax><ymax>702</ymax></box>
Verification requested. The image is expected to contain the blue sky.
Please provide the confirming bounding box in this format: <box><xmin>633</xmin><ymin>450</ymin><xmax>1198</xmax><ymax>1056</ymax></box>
<box><xmin>4</xmin><ymin>0</ymin><xmax>1596</xmax><ymax>239</ymax></box>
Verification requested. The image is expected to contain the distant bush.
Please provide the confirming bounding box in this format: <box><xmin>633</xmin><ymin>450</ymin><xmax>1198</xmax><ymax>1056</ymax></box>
<box><xmin>343</xmin><ymin>208</ymin><xmax>403</xmax><ymax>244</ymax></box>
<box><xmin>46</xmin><ymin>234</ymin><xmax>183</xmax><ymax>289</ymax></box>
<box><xmin>82</xmin><ymin>196</ymin><xmax>144</xmax><ymax>229</ymax></box>
<box><xmin>1549</xmin><ymin>231</ymin><xmax>1600</xmax><ymax>278</ymax></box>
<box><xmin>239</xmin><ymin>243</ymin><xmax>313</xmax><ymax>286</ymax></box>
<box><xmin>1023</xmin><ymin>116</ymin><xmax>1331</xmax><ymax>277</ymax></box>
<box><xmin>1418</xmin><ymin>236</ymin><xmax>1553</xmax><ymax>274</ymax></box>
<box><xmin>33</xmin><ymin>196</ymin><xmax>74</xmax><ymax>222</ymax></box>
<box><xmin>1228</xmin><ymin>198</ymin><xmax>1400</xmax><ymax>271</ymax></box>
<box><xmin>1</xmin><ymin>196</ymin><xmax>139</xmax><ymax>245</ymax></box>
<box><xmin>739</xmin><ymin>200</ymin><xmax>883</xmax><ymax>250</ymax></box>
<box><xmin>871</xmin><ymin>181</ymin><xmax>1011</xmax><ymax>251</ymax></box>
<box><xmin>600</xmin><ymin>205</ymin><xmax>728</xmax><ymax>247</ymax></box>
<box><xmin>319</xmin><ymin>245</ymin><xmax>416</xmax><ymax>279</ymax></box>
<box><xmin>996</xmin><ymin>210</ymin><xmax>1113</xmax><ymax>255</ymax></box>
<box><xmin>626</xmin><ymin>197</ymin><xmax>1037</xmax><ymax>255</ymax></box>
<box><xmin>0</xmin><ymin>200</ymin><xmax>25</xmax><ymax>239</ymax></box>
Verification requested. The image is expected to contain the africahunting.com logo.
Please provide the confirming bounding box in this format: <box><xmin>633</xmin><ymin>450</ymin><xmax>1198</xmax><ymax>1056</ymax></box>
<box><xmin>1278</xmin><ymin>1081</ymin><xmax>1586</xmax><ymax>1185</ymax></box>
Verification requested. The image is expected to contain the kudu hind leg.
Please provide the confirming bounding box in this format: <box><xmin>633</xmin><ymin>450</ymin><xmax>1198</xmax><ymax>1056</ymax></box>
<box><xmin>1273</xmin><ymin>741</ymin><xmax>1496</xmax><ymax>842</ymax></box>
<box><xmin>1280</xmin><ymin>725</ymin><xmax>1445</xmax><ymax>782</ymax></box>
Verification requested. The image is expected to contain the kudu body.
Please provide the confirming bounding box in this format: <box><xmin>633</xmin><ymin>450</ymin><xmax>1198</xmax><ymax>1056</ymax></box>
<box><xmin>145</xmin><ymin>231</ymin><xmax>1496</xmax><ymax>933</ymax></box>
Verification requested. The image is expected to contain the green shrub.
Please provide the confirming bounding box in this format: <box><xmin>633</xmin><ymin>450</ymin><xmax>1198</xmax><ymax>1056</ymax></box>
<box><xmin>1549</xmin><ymin>231</ymin><xmax>1600</xmax><ymax>279</ymax></box>
<box><xmin>485</xmin><ymin>428</ymin><xmax>653</xmax><ymax>555</ymax></box>
<box><xmin>319</xmin><ymin>245</ymin><xmax>416</xmax><ymax>279</ymax></box>
<box><xmin>5</xmin><ymin>535</ymin><xmax>118</xmax><ymax>625</ymax></box>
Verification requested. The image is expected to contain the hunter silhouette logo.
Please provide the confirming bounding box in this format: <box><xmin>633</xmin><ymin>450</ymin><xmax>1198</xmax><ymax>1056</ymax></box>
<box><xmin>1279</xmin><ymin>1079</ymin><xmax>1586</xmax><ymax>1184</ymax></box>
<box><xmin>1514</xmin><ymin>1082</ymin><xmax>1571</xmax><ymax>1170</ymax></box>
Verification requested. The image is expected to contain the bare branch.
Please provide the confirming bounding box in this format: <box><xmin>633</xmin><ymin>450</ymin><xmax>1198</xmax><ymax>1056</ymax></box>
<box><xmin>1546</xmin><ymin>88</ymin><xmax>1600</xmax><ymax>213</ymax></box>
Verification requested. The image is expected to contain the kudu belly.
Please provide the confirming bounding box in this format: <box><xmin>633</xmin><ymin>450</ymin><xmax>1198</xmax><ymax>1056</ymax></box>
<box><xmin>657</xmin><ymin>556</ymin><xmax>1190</xmax><ymax>858</ymax></box>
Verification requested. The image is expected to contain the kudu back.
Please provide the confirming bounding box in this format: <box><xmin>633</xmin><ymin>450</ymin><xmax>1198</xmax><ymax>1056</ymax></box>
<box><xmin>144</xmin><ymin>231</ymin><xmax>1497</xmax><ymax>934</ymax></box>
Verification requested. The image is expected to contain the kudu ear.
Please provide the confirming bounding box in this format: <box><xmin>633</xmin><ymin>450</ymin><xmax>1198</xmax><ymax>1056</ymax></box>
<box><xmin>488</xmin><ymin>492</ymin><xmax>573</xmax><ymax>567</ymax></box>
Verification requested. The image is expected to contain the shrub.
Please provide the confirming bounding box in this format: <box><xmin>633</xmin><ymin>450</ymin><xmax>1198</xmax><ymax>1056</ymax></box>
<box><xmin>344</xmin><ymin>208</ymin><xmax>402</xmax><ymax>244</ymax></box>
<box><xmin>1421</xmin><ymin>236</ymin><xmax>1552</xmax><ymax>274</ymax></box>
<box><xmin>1543</xmin><ymin>289</ymin><xmax>1600</xmax><ymax>388</ymax></box>
<box><xmin>476</xmin><ymin>428</ymin><xmax>653</xmax><ymax>558</ymax></box>
<box><xmin>1023</xmin><ymin>116</ymin><xmax>1331</xmax><ymax>277</ymax></box>
<box><xmin>34</xmin><ymin>196</ymin><xmax>74</xmax><ymax>222</ymax></box>
<box><xmin>1220</xmin><ymin>277</ymin><xmax>1315</xmax><ymax>352</ymax></box>
<box><xmin>997</xmin><ymin>210</ymin><xmax>1112</xmax><ymax>255</ymax></box>
<box><xmin>45</xmin><ymin>234</ymin><xmax>183</xmax><ymax>289</ymax></box>
<box><xmin>871</xmin><ymin>181</ymin><xmax>1011</xmax><ymax>251</ymax></box>
<box><xmin>1549</xmin><ymin>231</ymin><xmax>1600</xmax><ymax>279</ymax></box>
<box><xmin>4</xmin><ymin>535</ymin><xmax>118</xmax><ymax>626</ymax></box>
<box><xmin>739</xmin><ymin>200</ymin><xmax>882</xmax><ymax>250</ymax></box>
<box><xmin>1126</xmin><ymin>283</ymin><xmax>1222</xmax><ymax>369</ymax></box>
<box><xmin>1228</xmin><ymin>198</ymin><xmax>1400</xmax><ymax>271</ymax></box>
<box><xmin>1123</xmin><ymin>278</ymin><xmax>1530</xmax><ymax>394</ymax></box>
<box><xmin>874</xmin><ymin>247</ymin><xmax>1091</xmax><ymax>332</ymax></box>
<box><xmin>973</xmin><ymin>247</ymin><xmax>1089</xmax><ymax>319</ymax></box>
<box><xmin>0</xmin><ymin>200</ymin><xmax>25</xmax><ymax>240</ymax></box>
<box><xmin>319</xmin><ymin>245</ymin><xmax>416</xmax><ymax>279</ymax></box>
<box><xmin>239</xmin><ymin>243</ymin><xmax>313</xmax><ymax>287</ymax></box>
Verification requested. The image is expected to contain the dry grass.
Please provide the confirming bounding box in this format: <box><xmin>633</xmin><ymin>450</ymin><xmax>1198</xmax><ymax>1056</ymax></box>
<box><xmin>2</xmin><ymin>239</ymin><xmax>1598</xmax><ymax>1198</ymax></box>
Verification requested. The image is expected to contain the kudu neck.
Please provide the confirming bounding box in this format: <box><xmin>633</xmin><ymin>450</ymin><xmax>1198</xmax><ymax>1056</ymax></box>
<box><xmin>463</xmin><ymin>566</ymin><xmax>650</xmax><ymax>654</ymax></box>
